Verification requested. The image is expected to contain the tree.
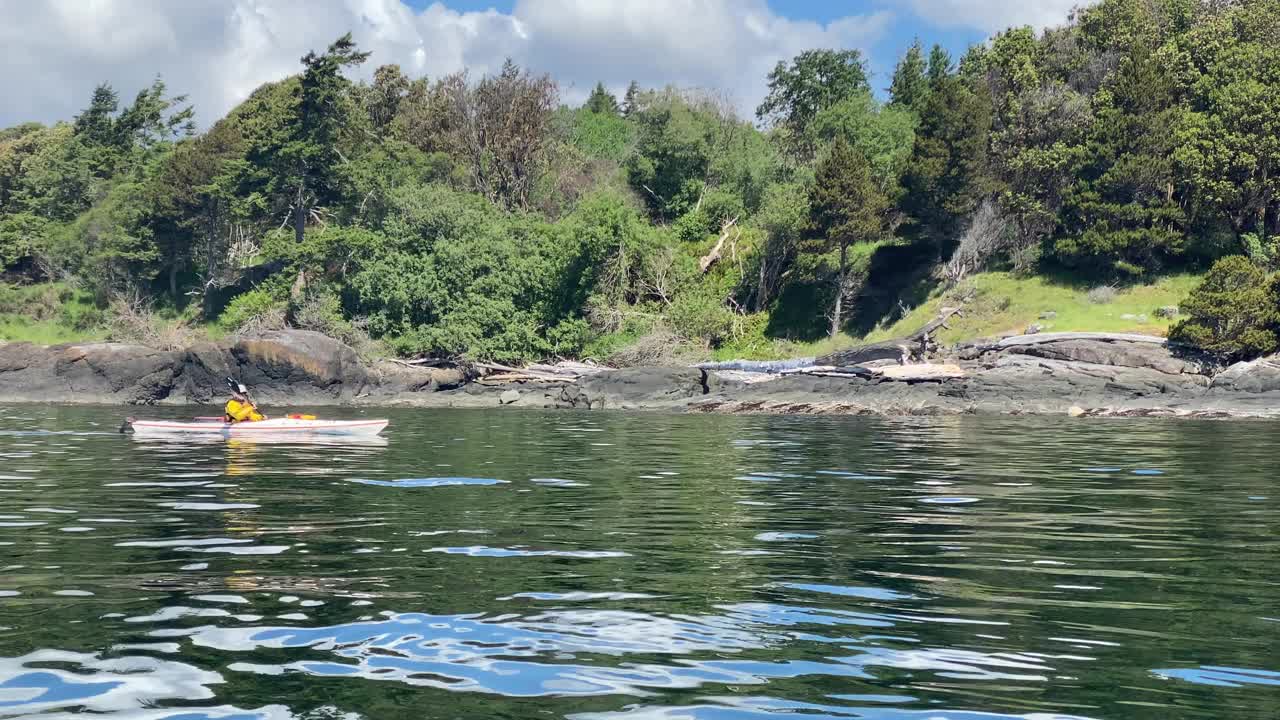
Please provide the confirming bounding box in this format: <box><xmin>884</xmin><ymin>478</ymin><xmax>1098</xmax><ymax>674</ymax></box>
<box><xmin>622</xmin><ymin>81</ymin><xmax>641</xmax><ymax>117</ymax></box>
<box><xmin>809</xmin><ymin>137</ymin><xmax>889</xmax><ymax>337</ymax></box>
<box><xmin>1168</xmin><ymin>255</ymin><xmax>1279</xmax><ymax>359</ymax></box>
<box><xmin>284</xmin><ymin>33</ymin><xmax>370</xmax><ymax>245</ymax></box>
<box><xmin>901</xmin><ymin>76</ymin><xmax>996</xmax><ymax>251</ymax></box>
<box><xmin>148</xmin><ymin>120</ymin><xmax>246</xmax><ymax>299</ymax></box>
<box><xmin>928</xmin><ymin>44</ymin><xmax>953</xmax><ymax>86</ymax></box>
<box><xmin>440</xmin><ymin>60</ymin><xmax>559</xmax><ymax>211</ymax></box>
<box><xmin>812</xmin><ymin>91</ymin><xmax>918</xmax><ymax>197</ymax></box>
<box><xmin>756</xmin><ymin>49</ymin><xmax>870</xmax><ymax>161</ymax></box>
<box><xmin>114</xmin><ymin>77</ymin><xmax>195</xmax><ymax>150</ymax></box>
<box><xmin>1174</xmin><ymin>0</ymin><xmax>1280</xmax><ymax>242</ymax></box>
<box><xmin>889</xmin><ymin>41</ymin><xmax>929</xmax><ymax>114</ymax></box>
<box><xmin>624</xmin><ymin>88</ymin><xmax>773</xmax><ymax>223</ymax></box>
<box><xmin>585</xmin><ymin>82</ymin><xmax>620</xmax><ymax>115</ymax></box>
<box><xmin>72</xmin><ymin>84</ymin><xmax>119</xmax><ymax>149</ymax></box>
<box><xmin>365</xmin><ymin>64</ymin><xmax>410</xmax><ymax>135</ymax></box>
<box><xmin>1052</xmin><ymin>42</ymin><xmax>1186</xmax><ymax>276</ymax></box>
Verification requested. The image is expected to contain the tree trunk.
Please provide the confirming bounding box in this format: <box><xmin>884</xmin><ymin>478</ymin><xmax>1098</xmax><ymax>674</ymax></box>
<box><xmin>830</xmin><ymin>242</ymin><xmax>847</xmax><ymax>339</ymax></box>
<box><xmin>168</xmin><ymin>262</ymin><xmax>178</xmax><ymax>300</ymax></box>
<box><xmin>294</xmin><ymin>175</ymin><xmax>307</xmax><ymax>245</ymax></box>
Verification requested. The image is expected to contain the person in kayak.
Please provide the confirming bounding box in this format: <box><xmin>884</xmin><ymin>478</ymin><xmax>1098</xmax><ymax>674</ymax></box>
<box><xmin>224</xmin><ymin>379</ymin><xmax>265</xmax><ymax>422</ymax></box>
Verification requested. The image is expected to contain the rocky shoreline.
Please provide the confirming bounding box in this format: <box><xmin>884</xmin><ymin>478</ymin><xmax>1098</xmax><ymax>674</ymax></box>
<box><xmin>1</xmin><ymin>329</ymin><xmax>1279</xmax><ymax>419</ymax></box>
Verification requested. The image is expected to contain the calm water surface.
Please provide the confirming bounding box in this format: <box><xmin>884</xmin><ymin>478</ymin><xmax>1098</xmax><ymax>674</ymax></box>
<box><xmin>0</xmin><ymin>406</ymin><xmax>1277</xmax><ymax>719</ymax></box>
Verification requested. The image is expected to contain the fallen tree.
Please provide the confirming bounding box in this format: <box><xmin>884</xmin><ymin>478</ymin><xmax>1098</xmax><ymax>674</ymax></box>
<box><xmin>816</xmin><ymin>303</ymin><xmax>967</xmax><ymax>366</ymax></box>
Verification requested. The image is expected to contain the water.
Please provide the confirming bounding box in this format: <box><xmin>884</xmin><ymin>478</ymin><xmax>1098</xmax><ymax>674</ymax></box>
<box><xmin>0</xmin><ymin>406</ymin><xmax>1277</xmax><ymax>719</ymax></box>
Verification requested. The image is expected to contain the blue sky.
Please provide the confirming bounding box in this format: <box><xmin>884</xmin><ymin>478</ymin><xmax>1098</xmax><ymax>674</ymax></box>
<box><xmin>2</xmin><ymin>0</ymin><xmax>1084</xmax><ymax>128</ymax></box>
<box><xmin>403</xmin><ymin>0</ymin><xmax>1002</xmax><ymax>93</ymax></box>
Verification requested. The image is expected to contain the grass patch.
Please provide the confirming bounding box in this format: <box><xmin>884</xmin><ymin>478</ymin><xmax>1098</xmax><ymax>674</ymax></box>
<box><xmin>0</xmin><ymin>282</ymin><xmax>106</xmax><ymax>345</ymax></box>
<box><xmin>775</xmin><ymin>271</ymin><xmax>1201</xmax><ymax>358</ymax></box>
<box><xmin>0</xmin><ymin>318</ymin><xmax>106</xmax><ymax>345</ymax></box>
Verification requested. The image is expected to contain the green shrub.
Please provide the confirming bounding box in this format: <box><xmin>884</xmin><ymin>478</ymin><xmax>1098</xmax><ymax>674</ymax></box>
<box><xmin>1168</xmin><ymin>256</ymin><xmax>1279</xmax><ymax>359</ymax></box>
<box><xmin>668</xmin><ymin>287</ymin><xmax>736</xmax><ymax>347</ymax></box>
<box><xmin>218</xmin><ymin>287</ymin><xmax>287</xmax><ymax>334</ymax></box>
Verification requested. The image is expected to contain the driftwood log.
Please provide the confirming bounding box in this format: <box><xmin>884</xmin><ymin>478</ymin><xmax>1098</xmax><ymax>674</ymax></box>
<box><xmin>816</xmin><ymin>304</ymin><xmax>966</xmax><ymax>367</ymax></box>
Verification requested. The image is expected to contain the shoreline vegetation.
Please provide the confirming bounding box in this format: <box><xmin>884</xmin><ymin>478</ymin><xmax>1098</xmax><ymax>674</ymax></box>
<box><xmin>1</xmin><ymin>0</ymin><xmax>1279</xmax><ymax>393</ymax></box>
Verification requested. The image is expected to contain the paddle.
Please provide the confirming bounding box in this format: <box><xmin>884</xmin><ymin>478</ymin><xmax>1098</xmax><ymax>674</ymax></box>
<box><xmin>225</xmin><ymin>377</ymin><xmax>267</xmax><ymax>420</ymax></box>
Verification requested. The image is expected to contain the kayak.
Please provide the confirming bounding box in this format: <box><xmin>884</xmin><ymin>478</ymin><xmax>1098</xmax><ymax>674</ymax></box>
<box><xmin>126</xmin><ymin>417</ymin><xmax>389</xmax><ymax>437</ymax></box>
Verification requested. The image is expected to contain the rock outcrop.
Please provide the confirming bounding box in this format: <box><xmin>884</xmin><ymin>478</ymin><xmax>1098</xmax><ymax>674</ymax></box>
<box><xmin>0</xmin><ymin>331</ymin><xmax>375</xmax><ymax>405</ymax></box>
<box><xmin>2</xmin><ymin>331</ymin><xmax>1279</xmax><ymax>419</ymax></box>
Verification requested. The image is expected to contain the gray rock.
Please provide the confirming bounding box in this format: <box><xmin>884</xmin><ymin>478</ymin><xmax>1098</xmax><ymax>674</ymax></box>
<box><xmin>1120</xmin><ymin>313</ymin><xmax>1138</xmax><ymax>321</ymax></box>
<box><xmin>1155</xmin><ymin>305</ymin><xmax>1180</xmax><ymax>319</ymax></box>
<box><xmin>1039</xmin><ymin>311</ymin><xmax>1058</xmax><ymax>320</ymax></box>
<box><xmin>1210</xmin><ymin>357</ymin><xmax>1280</xmax><ymax>393</ymax></box>
<box><xmin>9</xmin><ymin>330</ymin><xmax>1280</xmax><ymax>419</ymax></box>
<box><xmin>1003</xmin><ymin>338</ymin><xmax>1204</xmax><ymax>376</ymax></box>
<box><xmin>0</xmin><ymin>330</ymin><xmax>372</xmax><ymax>406</ymax></box>
<box><xmin>1025</xmin><ymin>323</ymin><xmax>1044</xmax><ymax>335</ymax></box>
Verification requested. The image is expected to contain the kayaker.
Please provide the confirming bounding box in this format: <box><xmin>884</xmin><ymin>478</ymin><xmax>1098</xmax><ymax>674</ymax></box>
<box><xmin>224</xmin><ymin>379</ymin><xmax>265</xmax><ymax>423</ymax></box>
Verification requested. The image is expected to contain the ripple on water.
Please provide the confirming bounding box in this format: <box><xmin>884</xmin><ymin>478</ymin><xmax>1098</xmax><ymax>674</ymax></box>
<box><xmin>1152</xmin><ymin>665</ymin><xmax>1280</xmax><ymax>688</ymax></box>
<box><xmin>566</xmin><ymin>696</ymin><xmax>1100</xmax><ymax>719</ymax></box>
<box><xmin>919</xmin><ymin>497</ymin><xmax>980</xmax><ymax>505</ymax></box>
<box><xmin>425</xmin><ymin>546</ymin><xmax>630</xmax><ymax>559</ymax></box>
<box><xmin>528</xmin><ymin>478</ymin><xmax>589</xmax><ymax>487</ymax></box>
<box><xmin>499</xmin><ymin>591</ymin><xmax>659</xmax><ymax>602</ymax></box>
<box><xmin>754</xmin><ymin>532</ymin><xmax>818</xmax><ymax>541</ymax></box>
<box><xmin>348</xmin><ymin>477</ymin><xmax>508</xmax><ymax>487</ymax></box>
<box><xmin>777</xmin><ymin>583</ymin><xmax>914</xmax><ymax>601</ymax></box>
<box><xmin>0</xmin><ymin>650</ymin><xmax>275</xmax><ymax>717</ymax></box>
<box><xmin>1</xmin><ymin>408</ymin><xmax>1278</xmax><ymax>719</ymax></box>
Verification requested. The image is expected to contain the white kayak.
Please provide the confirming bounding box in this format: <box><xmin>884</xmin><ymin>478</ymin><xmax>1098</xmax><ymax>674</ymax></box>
<box><xmin>127</xmin><ymin>417</ymin><xmax>389</xmax><ymax>437</ymax></box>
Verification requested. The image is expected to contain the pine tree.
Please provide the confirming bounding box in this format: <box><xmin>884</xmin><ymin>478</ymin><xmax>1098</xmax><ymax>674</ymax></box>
<box><xmin>809</xmin><ymin>137</ymin><xmax>889</xmax><ymax>337</ymax></box>
<box><xmin>901</xmin><ymin>76</ymin><xmax>995</xmax><ymax>251</ymax></box>
<box><xmin>585</xmin><ymin>82</ymin><xmax>620</xmax><ymax>115</ymax></box>
<box><xmin>622</xmin><ymin>81</ymin><xmax>640</xmax><ymax>117</ymax></box>
<box><xmin>285</xmin><ymin>32</ymin><xmax>370</xmax><ymax>244</ymax></box>
<box><xmin>889</xmin><ymin>41</ymin><xmax>929</xmax><ymax>113</ymax></box>
<box><xmin>927</xmin><ymin>44</ymin><xmax>953</xmax><ymax>86</ymax></box>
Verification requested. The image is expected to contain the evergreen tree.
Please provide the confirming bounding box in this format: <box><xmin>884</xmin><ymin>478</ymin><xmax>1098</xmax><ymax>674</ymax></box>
<box><xmin>114</xmin><ymin>77</ymin><xmax>195</xmax><ymax>150</ymax></box>
<box><xmin>284</xmin><ymin>33</ymin><xmax>370</xmax><ymax>244</ymax></box>
<box><xmin>1053</xmin><ymin>42</ymin><xmax>1187</xmax><ymax>276</ymax></box>
<box><xmin>365</xmin><ymin>64</ymin><xmax>409</xmax><ymax>135</ymax></box>
<box><xmin>72</xmin><ymin>84</ymin><xmax>120</xmax><ymax>149</ymax></box>
<box><xmin>622</xmin><ymin>80</ymin><xmax>641</xmax><ymax>117</ymax></box>
<box><xmin>927</xmin><ymin>44</ymin><xmax>953</xmax><ymax>86</ymax></box>
<box><xmin>889</xmin><ymin>41</ymin><xmax>929</xmax><ymax>114</ymax></box>
<box><xmin>585</xmin><ymin>82</ymin><xmax>620</xmax><ymax>115</ymax></box>
<box><xmin>901</xmin><ymin>75</ymin><xmax>995</xmax><ymax>251</ymax></box>
<box><xmin>809</xmin><ymin>137</ymin><xmax>888</xmax><ymax>337</ymax></box>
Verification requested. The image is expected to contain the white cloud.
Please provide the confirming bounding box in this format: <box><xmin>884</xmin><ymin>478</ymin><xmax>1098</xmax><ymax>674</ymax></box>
<box><xmin>904</xmin><ymin>0</ymin><xmax>1087</xmax><ymax>33</ymax></box>
<box><xmin>0</xmin><ymin>0</ymin><xmax>894</xmax><ymax>129</ymax></box>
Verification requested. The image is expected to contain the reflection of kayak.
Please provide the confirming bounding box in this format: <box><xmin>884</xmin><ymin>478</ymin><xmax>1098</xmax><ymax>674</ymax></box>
<box><xmin>126</xmin><ymin>418</ymin><xmax>389</xmax><ymax>437</ymax></box>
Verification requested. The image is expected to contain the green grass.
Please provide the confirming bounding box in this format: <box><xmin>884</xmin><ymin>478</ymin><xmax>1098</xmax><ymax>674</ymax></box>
<box><xmin>789</xmin><ymin>272</ymin><xmax>1201</xmax><ymax>358</ymax></box>
<box><xmin>0</xmin><ymin>318</ymin><xmax>106</xmax><ymax>345</ymax></box>
<box><xmin>0</xmin><ymin>281</ymin><xmax>106</xmax><ymax>345</ymax></box>
<box><xmin>710</xmin><ymin>271</ymin><xmax>1202</xmax><ymax>361</ymax></box>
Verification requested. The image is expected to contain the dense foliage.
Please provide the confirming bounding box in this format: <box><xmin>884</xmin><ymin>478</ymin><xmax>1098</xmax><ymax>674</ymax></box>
<box><xmin>1</xmin><ymin>0</ymin><xmax>1277</xmax><ymax>361</ymax></box>
<box><xmin>1169</xmin><ymin>256</ymin><xmax>1280</xmax><ymax>359</ymax></box>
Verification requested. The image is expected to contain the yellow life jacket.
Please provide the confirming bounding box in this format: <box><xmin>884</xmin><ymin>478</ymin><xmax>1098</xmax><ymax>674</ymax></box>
<box><xmin>224</xmin><ymin>398</ymin><xmax>264</xmax><ymax>423</ymax></box>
